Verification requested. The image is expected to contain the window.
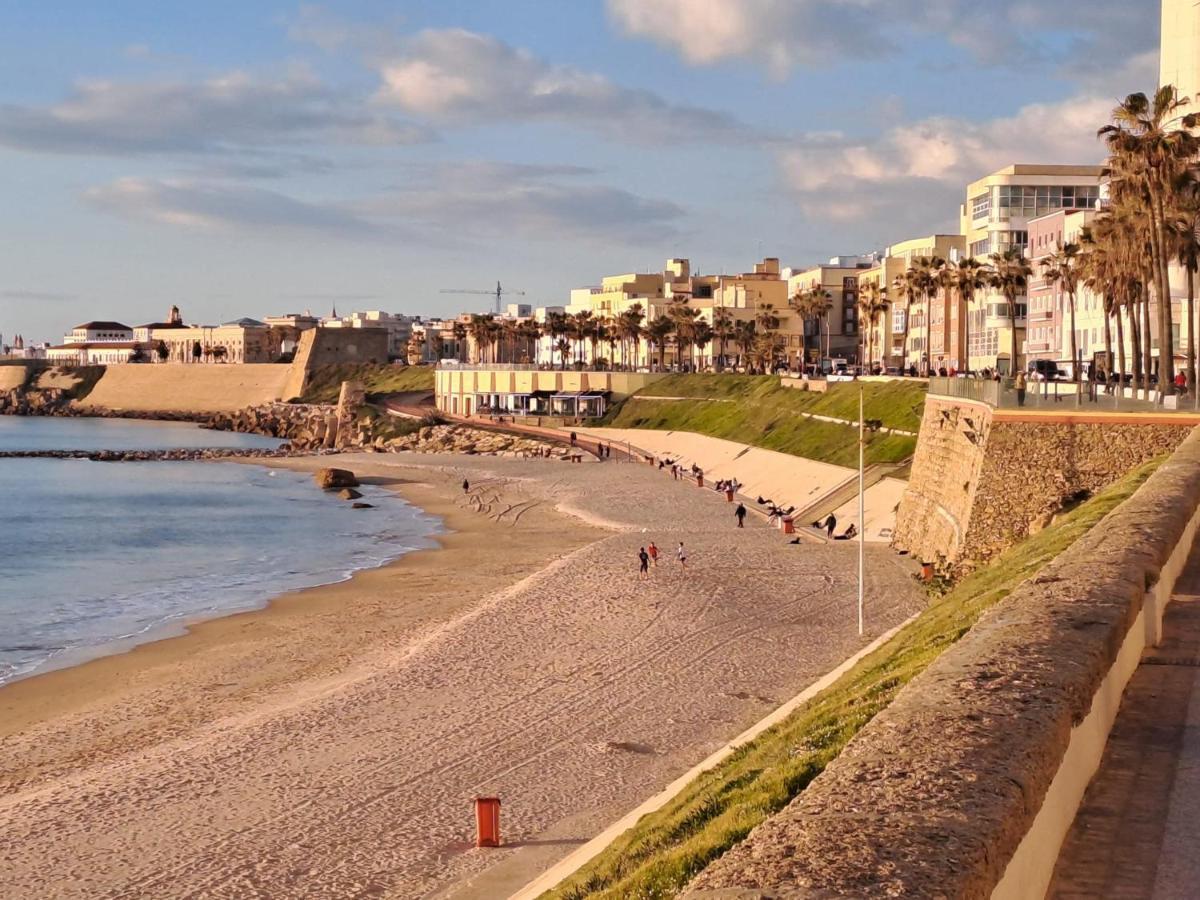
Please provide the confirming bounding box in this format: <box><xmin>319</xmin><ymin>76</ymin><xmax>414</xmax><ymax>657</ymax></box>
<box><xmin>971</xmin><ymin>192</ymin><xmax>991</xmax><ymax>220</ymax></box>
<box><xmin>996</xmin><ymin>184</ymin><xmax>1100</xmax><ymax>217</ymax></box>
<box><xmin>892</xmin><ymin>308</ymin><xmax>907</xmax><ymax>334</ymax></box>
<box><xmin>843</xmin><ymin>305</ymin><xmax>858</xmax><ymax>336</ymax></box>
<box><xmin>969</xmin><ymin>239</ymin><xmax>990</xmax><ymax>258</ymax></box>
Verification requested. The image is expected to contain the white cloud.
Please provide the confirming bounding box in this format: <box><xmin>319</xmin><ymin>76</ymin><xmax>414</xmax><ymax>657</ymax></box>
<box><xmin>372</xmin><ymin>28</ymin><xmax>753</xmax><ymax>144</ymax></box>
<box><xmin>0</xmin><ymin>69</ymin><xmax>433</xmax><ymax>157</ymax></box>
<box><xmin>606</xmin><ymin>0</ymin><xmax>1157</xmax><ymax>75</ymax></box>
<box><xmin>779</xmin><ymin>92</ymin><xmax>1112</xmax><ymax>231</ymax></box>
<box><xmin>363</xmin><ymin>161</ymin><xmax>685</xmax><ymax>244</ymax></box>
<box><xmin>83</xmin><ymin>177</ymin><xmax>382</xmax><ymax>238</ymax></box>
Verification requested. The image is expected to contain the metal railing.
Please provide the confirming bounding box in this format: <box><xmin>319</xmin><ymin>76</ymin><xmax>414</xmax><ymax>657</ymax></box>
<box><xmin>928</xmin><ymin>376</ymin><xmax>1200</xmax><ymax>414</ymax></box>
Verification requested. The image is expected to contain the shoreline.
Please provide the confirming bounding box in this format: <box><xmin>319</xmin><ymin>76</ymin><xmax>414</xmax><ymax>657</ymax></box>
<box><xmin>0</xmin><ymin>459</ymin><xmax>602</xmax><ymax>745</ymax></box>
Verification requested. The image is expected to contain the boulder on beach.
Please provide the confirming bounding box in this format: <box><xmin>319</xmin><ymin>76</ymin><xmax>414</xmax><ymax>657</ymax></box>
<box><xmin>315</xmin><ymin>467</ymin><xmax>359</xmax><ymax>490</ymax></box>
<box><xmin>351</xmin><ymin>502</ymin><xmax>374</xmax><ymax>509</ymax></box>
<box><xmin>338</xmin><ymin>488</ymin><xmax>363</xmax><ymax>500</ymax></box>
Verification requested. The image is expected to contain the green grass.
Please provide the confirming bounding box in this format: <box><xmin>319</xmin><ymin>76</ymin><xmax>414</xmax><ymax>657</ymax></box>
<box><xmin>602</xmin><ymin>378</ymin><xmax>927</xmax><ymax>467</ymax></box>
<box><xmin>298</xmin><ymin>364</ymin><xmax>435</xmax><ymax>404</ymax></box>
<box><xmin>544</xmin><ymin>458</ymin><xmax>1162</xmax><ymax>900</ymax></box>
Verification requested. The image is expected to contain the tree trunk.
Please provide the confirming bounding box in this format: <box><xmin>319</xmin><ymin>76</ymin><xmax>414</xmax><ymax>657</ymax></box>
<box><xmin>1116</xmin><ymin>303</ymin><xmax>1126</xmax><ymax>397</ymax></box>
<box><xmin>1128</xmin><ymin>299</ymin><xmax>1141</xmax><ymax>391</ymax></box>
<box><xmin>1188</xmin><ymin>266</ymin><xmax>1196</xmax><ymax>395</ymax></box>
<box><xmin>1143</xmin><ymin>283</ymin><xmax>1154</xmax><ymax>400</ymax></box>
<box><xmin>1149</xmin><ymin>188</ymin><xmax>1175</xmax><ymax>395</ymax></box>
<box><xmin>1069</xmin><ymin>291</ymin><xmax>1079</xmax><ymax>384</ymax></box>
<box><xmin>1008</xmin><ymin>291</ymin><xmax>1019</xmax><ymax>378</ymax></box>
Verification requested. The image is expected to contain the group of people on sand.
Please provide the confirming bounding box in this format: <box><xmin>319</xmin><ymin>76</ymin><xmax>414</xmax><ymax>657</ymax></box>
<box><xmin>638</xmin><ymin>540</ymin><xmax>688</xmax><ymax>578</ymax></box>
<box><xmin>812</xmin><ymin>512</ymin><xmax>858</xmax><ymax>541</ymax></box>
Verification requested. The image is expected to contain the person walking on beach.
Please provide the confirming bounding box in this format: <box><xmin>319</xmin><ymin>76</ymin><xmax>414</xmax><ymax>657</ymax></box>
<box><xmin>676</xmin><ymin>541</ymin><xmax>688</xmax><ymax>568</ymax></box>
<box><xmin>648</xmin><ymin>542</ymin><xmax>659</xmax><ymax>566</ymax></box>
<box><xmin>735</xmin><ymin>502</ymin><xmax>747</xmax><ymax>528</ymax></box>
<box><xmin>570</xmin><ymin>431</ymin><xmax>577</xmax><ymax>447</ymax></box>
<box><xmin>638</xmin><ymin>547</ymin><xmax>650</xmax><ymax>579</ymax></box>
<box><xmin>824</xmin><ymin>513</ymin><xmax>837</xmax><ymax>537</ymax></box>
<box><xmin>462</xmin><ymin>479</ymin><xmax>470</xmax><ymax>493</ymax></box>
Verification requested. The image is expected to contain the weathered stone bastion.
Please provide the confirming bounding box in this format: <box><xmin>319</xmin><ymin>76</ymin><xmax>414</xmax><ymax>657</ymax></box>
<box><xmin>893</xmin><ymin>395</ymin><xmax>1192</xmax><ymax>574</ymax></box>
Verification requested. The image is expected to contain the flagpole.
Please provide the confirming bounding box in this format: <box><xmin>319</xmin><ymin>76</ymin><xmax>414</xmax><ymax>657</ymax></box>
<box><xmin>858</xmin><ymin>383</ymin><xmax>865</xmax><ymax>636</ymax></box>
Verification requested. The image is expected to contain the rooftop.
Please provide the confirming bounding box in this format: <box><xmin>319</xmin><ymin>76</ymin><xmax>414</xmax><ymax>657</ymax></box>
<box><xmin>73</xmin><ymin>321</ymin><xmax>131</xmax><ymax>332</ymax></box>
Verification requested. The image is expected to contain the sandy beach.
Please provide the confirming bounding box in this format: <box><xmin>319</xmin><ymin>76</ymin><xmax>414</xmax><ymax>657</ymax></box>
<box><xmin>0</xmin><ymin>452</ymin><xmax>923</xmax><ymax>899</ymax></box>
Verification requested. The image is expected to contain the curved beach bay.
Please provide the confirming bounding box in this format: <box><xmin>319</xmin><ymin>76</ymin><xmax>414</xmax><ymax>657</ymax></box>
<box><xmin>0</xmin><ymin>450</ymin><xmax>923</xmax><ymax>899</ymax></box>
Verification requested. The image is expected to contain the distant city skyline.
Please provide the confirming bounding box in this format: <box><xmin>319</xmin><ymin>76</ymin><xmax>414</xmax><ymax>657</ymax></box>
<box><xmin>0</xmin><ymin>1</ymin><xmax>1161</xmax><ymax>341</ymax></box>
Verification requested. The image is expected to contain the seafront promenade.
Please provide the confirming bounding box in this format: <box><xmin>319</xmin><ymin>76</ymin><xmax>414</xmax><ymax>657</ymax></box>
<box><xmin>0</xmin><ymin>452</ymin><xmax>922</xmax><ymax>899</ymax></box>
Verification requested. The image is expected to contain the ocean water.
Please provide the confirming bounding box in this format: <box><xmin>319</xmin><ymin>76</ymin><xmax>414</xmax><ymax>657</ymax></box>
<box><xmin>0</xmin><ymin>418</ymin><xmax>441</xmax><ymax>684</ymax></box>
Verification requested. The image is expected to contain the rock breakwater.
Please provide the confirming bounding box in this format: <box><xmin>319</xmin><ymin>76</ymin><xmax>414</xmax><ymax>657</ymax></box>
<box><xmin>0</xmin><ymin>448</ymin><xmax>320</xmax><ymax>462</ymax></box>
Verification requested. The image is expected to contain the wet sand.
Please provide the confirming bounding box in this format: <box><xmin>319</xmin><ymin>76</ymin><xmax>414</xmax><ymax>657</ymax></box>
<box><xmin>0</xmin><ymin>453</ymin><xmax>923</xmax><ymax>899</ymax></box>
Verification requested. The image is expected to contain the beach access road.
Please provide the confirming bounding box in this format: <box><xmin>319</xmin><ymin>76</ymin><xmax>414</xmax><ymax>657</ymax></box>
<box><xmin>0</xmin><ymin>453</ymin><xmax>923</xmax><ymax>899</ymax></box>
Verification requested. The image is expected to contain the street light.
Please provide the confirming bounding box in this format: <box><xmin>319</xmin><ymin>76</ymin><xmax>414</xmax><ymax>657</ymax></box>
<box><xmin>858</xmin><ymin>383</ymin><xmax>865</xmax><ymax>637</ymax></box>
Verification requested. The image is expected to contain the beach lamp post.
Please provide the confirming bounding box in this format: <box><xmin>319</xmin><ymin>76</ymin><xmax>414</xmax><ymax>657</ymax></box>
<box><xmin>858</xmin><ymin>383</ymin><xmax>865</xmax><ymax>636</ymax></box>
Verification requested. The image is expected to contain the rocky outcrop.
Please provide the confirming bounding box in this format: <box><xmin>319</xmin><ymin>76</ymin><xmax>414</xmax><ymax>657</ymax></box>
<box><xmin>374</xmin><ymin>423</ymin><xmax>564</xmax><ymax>458</ymax></box>
<box><xmin>315</xmin><ymin>468</ymin><xmax>360</xmax><ymax>490</ymax></box>
<box><xmin>0</xmin><ymin>387</ymin><xmax>74</xmax><ymax>416</ymax></box>
<box><xmin>206</xmin><ymin>403</ymin><xmax>345</xmax><ymax>451</ymax></box>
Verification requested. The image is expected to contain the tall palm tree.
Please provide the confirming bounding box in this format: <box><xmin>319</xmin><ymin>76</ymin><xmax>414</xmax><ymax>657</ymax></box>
<box><xmin>668</xmin><ymin>300</ymin><xmax>699</xmax><ymax>370</ymax></box>
<box><xmin>891</xmin><ymin>270</ymin><xmax>917</xmax><ymax>373</ymax></box>
<box><xmin>617</xmin><ymin>304</ymin><xmax>645</xmax><ymax>370</ymax></box>
<box><xmin>1170</xmin><ymin>184</ymin><xmax>1200</xmax><ymax>392</ymax></box>
<box><xmin>951</xmin><ymin>258</ymin><xmax>990</xmax><ymax>373</ymax></box>
<box><xmin>452</xmin><ymin>321</ymin><xmax>467</xmax><ymax>363</ymax></box>
<box><xmin>788</xmin><ymin>286</ymin><xmax>813</xmax><ymax>368</ymax></box>
<box><xmin>733</xmin><ymin>319</ymin><xmax>757</xmax><ymax>372</ymax></box>
<box><xmin>645</xmin><ymin>316</ymin><xmax>674</xmax><ymax>370</ymax></box>
<box><xmin>988</xmin><ymin>248</ymin><xmax>1033</xmax><ymax>376</ymax></box>
<box><xmin>711</xmin><ymin>308</ymin><xmax>735</xmax><ymax>372</ymax></box>
<box><xmin>857</xmin><ymin>280</ymin><xmax>889</xmax><ymax>370</ymax></box>
<box><xmin>1041</xmin><ymin>242</ymin><xmax>1084</xmax><ymax>382</ymax></box>
<box><xmin>1100</xmin><ymin>86</ymin><xmax>1199</xmax><ymax>395</ymax></box>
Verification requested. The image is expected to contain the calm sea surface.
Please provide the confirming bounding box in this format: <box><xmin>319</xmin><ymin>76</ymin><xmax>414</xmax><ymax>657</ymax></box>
<box><xmin>0</xmin><ymin>418</ymin><xmax>441</xmax><ymax>684</ymax></box>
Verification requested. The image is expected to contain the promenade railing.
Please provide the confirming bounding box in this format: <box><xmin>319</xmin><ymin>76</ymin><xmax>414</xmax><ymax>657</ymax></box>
<box><xmin>928</xmin><ymin>376</ymin><xmax>1200</xmax><ymax>414</ymax></box>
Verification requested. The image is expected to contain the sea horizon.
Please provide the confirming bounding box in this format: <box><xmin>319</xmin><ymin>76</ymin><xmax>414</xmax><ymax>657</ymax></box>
<box><xmin>0</xmin><ymin>417</ymin><xmax>442</xmax><ymax>684</ymax></box>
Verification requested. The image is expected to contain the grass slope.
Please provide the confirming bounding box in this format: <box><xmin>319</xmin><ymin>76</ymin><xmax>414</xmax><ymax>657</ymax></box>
<box><xmin>603</xmin><ymin>377</ymin><xmax>927</xmax><ymax>467</ymax></box>
<box><xmin>544</xmin><ymin>458</ymin><xmax>1162</xmax><ymax>899</ymax></box>
<box><xmin>299</xmin><ymin>364</ymin><xmax>435</xmax><ymax>404</ymax></box>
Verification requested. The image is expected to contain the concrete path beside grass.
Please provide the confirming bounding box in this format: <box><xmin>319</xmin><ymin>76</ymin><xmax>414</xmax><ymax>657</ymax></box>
<box><xmin>1049</xmin><ymin>540</ymin><xmax>1200</xmax><ymax>899</ymax></box>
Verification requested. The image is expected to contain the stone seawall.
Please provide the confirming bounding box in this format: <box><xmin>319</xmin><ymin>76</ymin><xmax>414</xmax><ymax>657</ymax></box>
<box><xmin>687</xmin><ymin>427</ymin><xmax>1200</xmax><ymax>898</ymax></box>
<box><xmin>894</xmin><ymin>396</ymin><xmax>1192</xmax><ymax>573</ymax></box>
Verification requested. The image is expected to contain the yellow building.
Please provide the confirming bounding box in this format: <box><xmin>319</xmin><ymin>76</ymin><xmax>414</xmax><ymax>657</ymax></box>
<box><xmin>1161</xmin><ymin>0</ymin><xmax>1200</xmax><ymax>105</ymax></box>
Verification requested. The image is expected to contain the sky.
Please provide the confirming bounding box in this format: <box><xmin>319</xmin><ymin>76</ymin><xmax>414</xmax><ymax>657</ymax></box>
<box><xmin>0</xmin><ymin>0</ymin><xmax>1163</xmax><ymax>342</ymax></box>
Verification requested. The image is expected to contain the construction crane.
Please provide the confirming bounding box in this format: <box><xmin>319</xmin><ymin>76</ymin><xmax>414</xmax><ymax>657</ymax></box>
<box><xmin>440</xmin><ymin>281</ymin><xmax>526</xmax><ymax>315</ymax></box>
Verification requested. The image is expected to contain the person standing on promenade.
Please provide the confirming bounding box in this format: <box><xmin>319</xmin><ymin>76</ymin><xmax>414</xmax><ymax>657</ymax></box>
<box><xmin>1015</xmin><ymin>370</ymin><xmax>1027</xmax><ymax>407</ymax></box>
<box><xmin>676</xmin><ymin>541</ymin><xmax>688</xmax><ymax>568</ymax></box>
<box><xmin>570</xmin><ymin>431</ymin><xmax>577</xmax><ymax>447</ymax></box>
<box><xmin>638</xmin><ymin>547</ymin><xmax>650</xmax><ymax>579</ymax></box>
<box><xmin>735</xmin><ymin>503</ymin><xmax>747</xmax><ymax>528</ymax></box>
<box><xmin>824</xmin><ymin>513</ymin><xmax>837</xmax><ymax>537</ymax></box>
<box><xmin>648</xmin><ymin>542</ymin><xmax>659</xmax><ymax>566</ymax></box>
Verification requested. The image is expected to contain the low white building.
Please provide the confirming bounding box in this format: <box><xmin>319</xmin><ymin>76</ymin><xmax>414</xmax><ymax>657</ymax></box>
<box><xmin>48</xmin><ymin>320</ymin><xmax>141</xmax><ymax>365</ymax></box>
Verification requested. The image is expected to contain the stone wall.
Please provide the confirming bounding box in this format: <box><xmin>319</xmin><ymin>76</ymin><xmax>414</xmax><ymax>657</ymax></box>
<box><xmin>686</xmin><ymin>427</ymin><xmax>1200</xmax><ymax>899</ymax></box>
<box><xmin>891</xmin><ymin>396</ymin><xmax>992</xmax><ymax>568</ymax></box>
<box><xmin>894</xmin><ymin>396</ymin><xmax>1192</xmax><ymax>573</ymax></box>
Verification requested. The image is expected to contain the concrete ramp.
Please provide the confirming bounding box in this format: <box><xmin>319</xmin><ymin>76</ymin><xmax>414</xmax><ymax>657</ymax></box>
<box><xmin>585</xmin><ymin>427</ymin><xmax>902</xmax><ymax>541</ymax></box>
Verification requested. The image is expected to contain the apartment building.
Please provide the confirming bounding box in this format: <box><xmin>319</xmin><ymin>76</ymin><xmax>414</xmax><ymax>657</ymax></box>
<box><xmin>786</xmin><ymin>256</ymin><xmax>877</xmax><ymax>366</ymax></box>
<box><xmin>960</xmin><ymin>164</ymin><xmax>1103</xmax><ymax>373</ymax></box>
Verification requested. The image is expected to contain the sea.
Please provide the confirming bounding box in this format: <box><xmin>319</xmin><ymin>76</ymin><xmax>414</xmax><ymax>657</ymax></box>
<box><xmin>0</xmin><ymin>417</ymin><xmax>442</xmax><ymax>684</ymax></box>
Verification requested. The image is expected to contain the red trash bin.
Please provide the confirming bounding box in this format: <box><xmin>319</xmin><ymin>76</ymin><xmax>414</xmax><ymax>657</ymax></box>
<box><xmin>782</xmin><ymin>516</ymin><xmax>795</xmax><ymax>534</ymax></box>
<box><xmin>475</xmin><ymin>797</ymin><xmax>501</xmax><ymax>847</ymax></box>
<box><xmin>725</xmin><ymin>488</ymin><xmax>734</xmax><ymax>502</ymax></box>
<box><xmin>696</xmin><ymin>474</ymin><xmax>704</xmax><ymax>488</ymax></box>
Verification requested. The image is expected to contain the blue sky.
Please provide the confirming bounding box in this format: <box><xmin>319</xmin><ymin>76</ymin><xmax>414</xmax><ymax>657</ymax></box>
<box><xmin>0</xmin><ymin>1</ymin><xmax>1161</xmax><ymax>341</ymax></box>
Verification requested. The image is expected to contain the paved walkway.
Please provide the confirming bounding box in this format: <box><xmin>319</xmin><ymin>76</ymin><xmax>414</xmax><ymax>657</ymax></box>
<box><xmin>1049</xmin><ymin>543</ymin><xmax>1200</xmax><ymax>899</ymax></box>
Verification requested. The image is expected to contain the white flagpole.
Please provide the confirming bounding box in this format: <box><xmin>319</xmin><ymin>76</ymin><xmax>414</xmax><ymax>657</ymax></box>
<box><xmin>858</xmin><ymin>383</ymin><xmax>865</xmax><ymax>636</ymax></box>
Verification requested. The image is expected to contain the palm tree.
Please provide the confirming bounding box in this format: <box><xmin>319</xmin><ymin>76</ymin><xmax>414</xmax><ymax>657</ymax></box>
<box><xmin>754</xmin><ymin>302</ymin><xmax>782</xmax><ymax>372</ymax></box>
<box><xmin>711</xmin><ymin>308</ymin><xmax>735</xmax><ymax>372</ymax></box>
<box><xmin>950</xmin><ymin>258</ymin><xmax>989</xmax><ymax>373</ymax></box>
<box><xmin>452</xmin><ymin>321</ymin><xmax>468</xmax><ymax>362</ymax></box>
<box><xmin>891</xmin><ymin>270</ymin><xmax>917</xmax><ymax>373</ymax></box>
<box><xmin>789</xmin><ymin>286</ymin><xmax>813</xmax><ymax>368</ymax></box>
<box><xmin>467</xmin><ymin>314</ymin><xmax>494</xmax><ymax>364</ymax></box>
<box><xmin>857</xmin><ymin>280</ymin><xmax>888</xmax><ymax>371</ymax></box>
<box><xmin>988</xmin><ymin>248</ymin><xmax>1033</xmax><ymax>376</ymax></box>
<box><xmin>805</xmin><ymin>291</ymin><xmax>833</xmax><ymax>363</ymax></box>
<box><xmin>733</xmin><ymin>320</ymin><xmax>757</xmax><ymax>372</ymax></box>
<box><xmin>1041</xmin><ymin>242</ymin><xmax>1084</xmax><ymax>383</ymax></box>
<box><xmin>1170</xmin><ymin>179</ymin><xmax>1200</xmax><ymax>392</ymax></box>
<box><xmin>617</xmin><ymin>304</ymin><xmax>645</xmax><ymax>370</ymax></box>
<box><xmin>668</xmin><ymin>300</ymin><xmax>699</xmax><ymax>370</ymax></box>
<box><xmin>645</xmin><ymin>316</ymin><xmax>674</xmax><ymax>370</ymax></box>
<box><xmin>1099</xmin><ymin>86</ymin><xmax>1199</xmax><ymax>395</ymax></box>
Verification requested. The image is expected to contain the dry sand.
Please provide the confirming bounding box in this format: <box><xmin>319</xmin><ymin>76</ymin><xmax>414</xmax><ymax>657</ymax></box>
<box><xmin>0</xmin><ymin>453</ymin><xmax>923</xmax><ymax>899</ymax></box>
